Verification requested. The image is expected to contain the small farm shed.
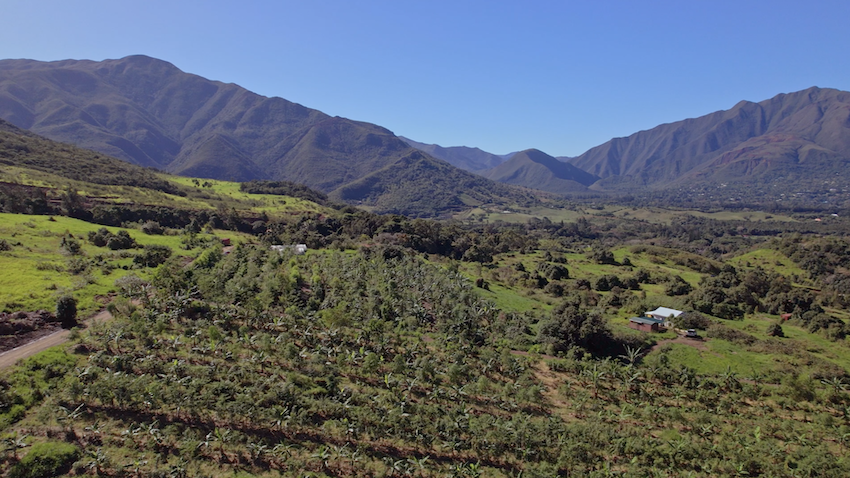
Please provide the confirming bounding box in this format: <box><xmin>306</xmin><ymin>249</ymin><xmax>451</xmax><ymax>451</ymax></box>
<box><xmin>645</xmin><ymin>307</ymin><xmax>683</xmax><ymax>327</ymax></box>
<box><xmin>629</xmin><ymin>316</ymin><xmax>665</xmax><ymax>332</ymax></box>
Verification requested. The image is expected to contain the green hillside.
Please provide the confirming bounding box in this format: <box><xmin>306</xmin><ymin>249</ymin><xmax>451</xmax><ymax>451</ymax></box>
<box><xmin>3</xmin><ymin>234</ymin><xmax>850</xmax><ymax>476</ymax></box>
<box><xmin>4</xmin><ymin>113</ymin><xmax>850</xmax><ymax>475</ymax></box>
<box><xmin>0</xmin><ymin>119</ymin><xmax>184</xmax><ymax>195</ymax></box>
<box><xmin>0</xmin><ymin>213</ymin><xmax>253</xmax><ymax>315</ymax></box>
<box><xmin>0</xmin><ymin>118</ymin><xmax>338</xmax><ymax>223</ymax></box>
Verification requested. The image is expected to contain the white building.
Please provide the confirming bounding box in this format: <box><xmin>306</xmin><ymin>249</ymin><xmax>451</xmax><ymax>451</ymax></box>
<box><xmin>645</xmin><ymin>307</ymin><xmax>683</xmax><ymax>327</ymax></box>
<box><xmin>271</xmin><ymin>244</ymin><xmax>308</xmax><ymax>255</ymax></box>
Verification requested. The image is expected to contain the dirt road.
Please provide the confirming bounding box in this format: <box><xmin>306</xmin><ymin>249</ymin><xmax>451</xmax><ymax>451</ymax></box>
<box><xmin>0</xmin><ymin>309</ymin><xmax>111</xmax><ymax>370</ymax></box>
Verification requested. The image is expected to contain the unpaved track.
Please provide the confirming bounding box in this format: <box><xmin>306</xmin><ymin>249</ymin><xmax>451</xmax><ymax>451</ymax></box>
<box><xmin>0</xmin><ymin>309</ymin><xmax>111</xmax><ymax>370</ymax></box>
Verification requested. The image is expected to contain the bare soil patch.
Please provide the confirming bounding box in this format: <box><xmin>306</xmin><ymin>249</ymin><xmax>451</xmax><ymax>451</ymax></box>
<box><xmin>0</xmin><ymin>308</ymin><xmax>112</xmax><ymax>369</ymax></box>
<box><xmin>650</xmin><ymin>335</ymin><xmax>710</xmax><ymax>352</ymax></box>
<box><xmin>0</xmin><ymin>310</ymin><xmax>65</xmax><ymax>354</ymax></box>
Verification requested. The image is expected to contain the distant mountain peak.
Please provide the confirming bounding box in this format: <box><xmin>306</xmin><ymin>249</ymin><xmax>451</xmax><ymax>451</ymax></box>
<box><xmin>484</xmin><ymin>148</ymin><xmax>599</xmax><ymax>194</ymax></box>
<box><xmin>566</xmin><ymin>86</ymin><xmax>850</xmax><ymax>191</ymax></box>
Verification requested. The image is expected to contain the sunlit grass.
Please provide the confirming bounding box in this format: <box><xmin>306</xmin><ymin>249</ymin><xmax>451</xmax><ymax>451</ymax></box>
<box><xmin>0</xmin><ymin>166</ymin><xmax>335</xmax><ymax>220</ymax></box>
<box><xmin>163</xmin><ymin>175</ymin><xmax>332</xmax><ymax>216</ymax></box>
<box><xmin>727</xmin><ymin>248</ymin><xmax>806</xmax><ymax>277</ymax></box>
<box><xmin>0</xmin><ymin>213</ymin><xmax>252</xmax><ymax>314</ymax></box>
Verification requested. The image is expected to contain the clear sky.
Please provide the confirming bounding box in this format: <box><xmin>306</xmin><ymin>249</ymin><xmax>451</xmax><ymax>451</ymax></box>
<box><xmin>3</xmin><ymin>0</ymin><xmax>849</xmax><ymax>157</ymax></box>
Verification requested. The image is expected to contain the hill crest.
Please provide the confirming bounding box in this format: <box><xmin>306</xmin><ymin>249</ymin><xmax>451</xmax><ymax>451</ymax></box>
<box><xmin>484</xmin><ymin>148</ymin><xmax>599</xmax><ymax>194</ymax></box>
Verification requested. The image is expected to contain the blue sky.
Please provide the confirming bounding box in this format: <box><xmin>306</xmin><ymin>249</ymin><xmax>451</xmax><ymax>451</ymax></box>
<box><xmin>3</xmin><ymin>0</ymin><xmax>849</xmax><ymax>157</ymax></box>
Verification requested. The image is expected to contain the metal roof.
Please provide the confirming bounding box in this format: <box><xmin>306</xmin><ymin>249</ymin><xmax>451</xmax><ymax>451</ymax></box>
<box><xmin>646</xmin><ymin>307</ymin><xmax>683</xmax><ymax>318</ymax></box>
<box><xmin>630</xmin><ymin>317</ymin><xmax>664</xmax><ymax>325</ymax></box>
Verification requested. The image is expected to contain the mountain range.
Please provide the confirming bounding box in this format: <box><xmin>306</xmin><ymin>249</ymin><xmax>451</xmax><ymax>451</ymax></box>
<box><xmin>0</xmin><ymin>56</ymin><xmax>537</xmax><ymax>216</ymax></box>
<box><xmin>398</xmin><ymin>136</ymin><xmax>511</xmax><ymax>173</ymax></box>
<box><xmin>1</xmin><ymin>55</ymin><xmax>850</xmax><ymax>213</ymax></box>
<box><xmin>567</xmin><ymin>86</ymin><xmax>850</xmax><ymax>192</ymax></box>
<box><xmin>408</xmin><ymin>87</ymin><xmax>850</xmax><ymax>195</ymax></box>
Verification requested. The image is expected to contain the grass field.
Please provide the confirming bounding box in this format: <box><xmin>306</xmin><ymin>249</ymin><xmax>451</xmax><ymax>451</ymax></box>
<box><xmin>163</xmin><ymin>175</ymin><xmax>333</xmax><ymax>216</ymax></box>
<box><xmin>0</xmin><ymin>213</ymin><xmax>251</xmax><ymax>315</ymax></box>
<box><xmin>0</xmin><ymin>167</ymin><xmax>335</xmax><ymax>219</ymax></box>
<box><xmin>726</xmin><ymin>248</ymin><xmax>806</xmax><ymax>277</ymax></box>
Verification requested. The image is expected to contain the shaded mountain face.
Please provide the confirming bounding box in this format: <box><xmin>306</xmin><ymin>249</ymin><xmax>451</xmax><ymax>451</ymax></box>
<box><xmin>483</xmin><ymin>149</ymin><xmax>599</xmax><ymax>194</ymax></box>
<box><xmin>329</xmin><ymin>150</ymin><xmax>542</xmax><ymax>217</ymax></box>
<box><xmin>399</xmin><ymin>136</ymin><xmax>507</xmax><ymax>172</ymax></box>
<box><xmin>567</xmin><ymin>87</ymin><xmax>850</xmax><ymax>191</ymax></box>
<box><xmin>0</xmin><ymin>56</ymin><xmax>419</xmax><ymax>189</ymax></box>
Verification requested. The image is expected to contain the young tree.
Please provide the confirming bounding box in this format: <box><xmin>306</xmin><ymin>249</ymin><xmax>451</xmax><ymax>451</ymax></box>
<box><xmin>56</xmin><ymin>295</ymin><xmax>78</xmax><ymax>328</ymax></box>
<box><xmin>766</xmin><ymin>322</ymin><xmax>785</xmax><ymax>337</ymax></box>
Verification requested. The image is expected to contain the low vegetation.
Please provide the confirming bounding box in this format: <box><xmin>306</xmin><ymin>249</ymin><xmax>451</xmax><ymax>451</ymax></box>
<box><xmin>3</xmin><ymin>135</ymin><xmax>850</xmax><ymax>475</ymax></box>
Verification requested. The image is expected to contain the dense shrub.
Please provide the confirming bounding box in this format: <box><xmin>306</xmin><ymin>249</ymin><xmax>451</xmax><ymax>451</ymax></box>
<box><xmin>133</xmin><ymin>245</ymin><xmax>172</xmax><ymax>267</ymax></box>
<box><xmin>538</xmin><ymin>302</ymin><xmax>613</xmax><ymax>355</ymax></box>
<box><xmin>87</xmin><ymin>227</ymin><xmax>137</xmax><ymax>249</ymax></box>
<box><xmin>766</xmin><ymin>323</ymin><xmax>785</xmax><ymax>337</ymax></box>
<box><xmin>537</xmin><ymin>262</ymin><xmax>569</xmax><ymax>281</ymax></box>
<box><xmin>9</xmin><ymin>441</ymin><xmax>80</xmax><ymax>478</ymax></box>
<box><xmin>711</xmin><ymin>302</ymin><xmax>745</xmax><ymax>320</ymax></box>
<box><xmin>461</xmin><ymin>244</ymin><xmax>493</xmax><ymax>263</ymax></box>
<box><xmin>59</xmin><ymin>235</ymin><xmax>82</xmax><ymax>256</ymax></box>
<box><xmin>633</xmin><ymin>268</ymin><xmax>653</xmax><ymax>284</ymax></box>
<box><xmin>674</xmin><ymin>311</ymin><xmax>712</xmax><ymax>330</ymax></box>
<box><xmin>544</xmin><ymin>281</ymin><xmax>566</xmax><ymax>297</ymax></box>
<box><xmin>55</xmin><ymin>295</ymin><xmax>77</xmax><ymax>328</ymax></box>
<box><xmin>620</xmin><ymin>276</ymin><xmax>640</xmax><ymax>290</ymax></box>
<box><xmin>240</xmin><ymin>179</ymin><xmax>332</xmax><ymax>206</ymax></box>
<box><xmin>106</xmin><ymin>231</ymin><xmax>136</xmax><ymax>250</ymax></box>
<box><xmin>141</xmin><ymin>220</ymin><xmax>164</xmax><ymax>235</ymax></box>
<box><xmin>664</xmin><ymin>275</ymin><xmax>693</xmax><ymax>296</ymax></box>
<box><xmin>251</xmin><ymin>220</ymin><xmax>267</xmax><ymax>234</ymax></box>
<box><xmin>588</xmin><ymin>247</ymin><xmax>617</xmax><ymax>265</ymax></box>
<box><xmin>594</xmin><ymin>274</ymin><xmax>621</xmax><ymax>292</ymax></box>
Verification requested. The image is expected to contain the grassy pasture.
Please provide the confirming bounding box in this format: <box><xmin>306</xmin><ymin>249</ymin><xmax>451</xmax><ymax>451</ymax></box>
<box><xmin>0</xmin><ymin>166</ymin><xmax>334</xmax><ymax>219</ymax></box>
<box><xmin>726</xmin><ymin>248</ymin><xmax>806</xmax><ymax>277</ymax></box>
<box><xmin>0</xmin><ymin>213</ymin><xmax>249</xmax><ymax>315</ymax></box>
<box><xmin>163</xmin><ymin>175</ymin><xmax>332</xmax><ymax>216</ymax></box>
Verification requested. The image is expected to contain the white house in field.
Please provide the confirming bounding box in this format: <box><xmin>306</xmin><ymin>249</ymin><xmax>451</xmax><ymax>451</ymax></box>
<box><xmin>270</xmin><ymin>244</ymin><xmax>308</xmax><ymax>255</ymax></box>
<box><xmin>645</xmin><ymin>307</ymin><xmax>683</xmax><ymax>327</ymax></box>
